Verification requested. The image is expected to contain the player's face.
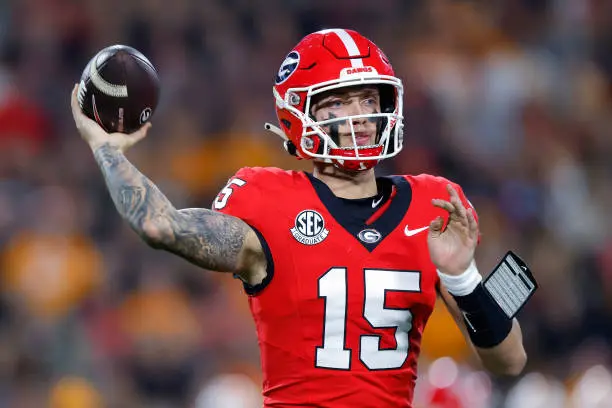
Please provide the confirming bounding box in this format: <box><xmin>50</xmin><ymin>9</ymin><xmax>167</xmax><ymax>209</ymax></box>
<box><xmin>311</xmin><ymin>86</ymin><xmax>381</xmax><ymax>147</ymax></box>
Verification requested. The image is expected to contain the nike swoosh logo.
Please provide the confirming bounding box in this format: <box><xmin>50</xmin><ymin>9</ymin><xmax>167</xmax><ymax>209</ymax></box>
<box><xmin>372</xmin><ymin>196</ymin><xmax>384</xmax><ymax>208</ymax></box>
<box><xmin>404</xmin><ymin>225</ymin><xmax>429</xmax><ymax>237</ymax></box>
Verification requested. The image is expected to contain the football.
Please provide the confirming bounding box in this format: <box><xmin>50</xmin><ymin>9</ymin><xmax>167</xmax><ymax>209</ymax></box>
<box><xmin>77</xmin><ymin>45</ymin><xmax>160</xmax><ymax>134</ymax></box>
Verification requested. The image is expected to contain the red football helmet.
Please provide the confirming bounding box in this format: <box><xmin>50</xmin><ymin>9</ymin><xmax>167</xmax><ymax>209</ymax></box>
<box><xmin>266</xmin><ymin>29</ymin><xmax>404</xmax><ymax>171</ymax></box>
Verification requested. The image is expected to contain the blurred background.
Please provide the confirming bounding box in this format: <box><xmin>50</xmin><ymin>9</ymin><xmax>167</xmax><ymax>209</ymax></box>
<box><xmin>0</xmin><ymin>0</ymin><xmax>611</xmax><ymax>407</ymax></box>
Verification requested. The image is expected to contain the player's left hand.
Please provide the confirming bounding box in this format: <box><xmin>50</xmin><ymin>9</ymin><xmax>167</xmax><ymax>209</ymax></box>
<box><xmin>427</xmin><ymin>184</ymin><xmax>479</xmax><ymax>276</ymax></box>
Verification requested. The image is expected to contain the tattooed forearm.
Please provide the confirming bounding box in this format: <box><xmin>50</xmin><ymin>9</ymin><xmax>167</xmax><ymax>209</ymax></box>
<box><xmin>93</xmin><ymin>143</ymin><xmax>174</xmax><ymax>234</ymax></box>
<box><xmin>92</xmin><ymin>144</ymin><xmax>255</xmax><ymax>273</ymax></box>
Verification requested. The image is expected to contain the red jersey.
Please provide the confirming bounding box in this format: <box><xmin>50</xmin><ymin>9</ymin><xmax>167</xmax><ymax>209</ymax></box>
<box><xmin>214</xmin><ymin>167</ymin><xmax>474</xmax><ymax>408</ymax></box>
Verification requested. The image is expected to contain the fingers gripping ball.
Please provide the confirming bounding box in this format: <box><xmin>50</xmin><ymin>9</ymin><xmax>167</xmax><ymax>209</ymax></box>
<box><xmin>77</xmin><ymin>45</ymin><xmax>160</xmax><ymax>133</ymax></box>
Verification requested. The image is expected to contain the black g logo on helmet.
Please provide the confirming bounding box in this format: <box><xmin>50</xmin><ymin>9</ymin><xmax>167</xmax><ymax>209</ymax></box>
<box><xmin>275</xmin><ymin>51</ymin><xmax>300</xmax><ymax>85</ymax></box>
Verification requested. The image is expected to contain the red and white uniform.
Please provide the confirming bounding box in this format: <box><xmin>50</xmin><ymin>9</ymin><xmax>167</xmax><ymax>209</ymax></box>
<box><xmin>214</xmin><ymin>167</ymin><xmax>475</xmax><ymax>408</ymax></box>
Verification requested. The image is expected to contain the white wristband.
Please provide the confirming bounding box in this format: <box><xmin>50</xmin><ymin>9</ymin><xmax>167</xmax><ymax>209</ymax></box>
<box><xmin>437</xmin><ymin>260</ymin><xmax>482</xmax><ymax>296</ymax></box>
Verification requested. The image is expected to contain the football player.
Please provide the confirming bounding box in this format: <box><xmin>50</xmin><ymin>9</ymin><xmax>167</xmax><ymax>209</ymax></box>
<box><xmin>70</xmin><ymin>29</ymin><xmax>528</xmax><ymax>407</ymax></box>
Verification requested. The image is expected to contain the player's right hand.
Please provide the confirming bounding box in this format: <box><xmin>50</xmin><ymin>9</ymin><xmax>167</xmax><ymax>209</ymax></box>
<box><xmin>70</xmin><ymin>84</ymin><xmax>151</xmax><ymax>152</ymax></box>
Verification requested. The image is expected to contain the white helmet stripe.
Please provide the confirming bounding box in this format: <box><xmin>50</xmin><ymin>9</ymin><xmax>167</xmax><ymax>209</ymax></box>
<box><xmin>320</xmin><ymin>29</ymin><xmax>364</xmax><ymax>68</ymax></box>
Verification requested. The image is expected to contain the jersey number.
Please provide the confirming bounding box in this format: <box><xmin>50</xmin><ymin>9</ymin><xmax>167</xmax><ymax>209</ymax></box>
<box><xmin>213</xmin><ymin>178</ymin><xmax>246</xmax><ymax>210</ymax></box>
<box><xmin>316</xmin><ymin>267</ymin><xmax>421</xmax><ymax>371</ymax></box>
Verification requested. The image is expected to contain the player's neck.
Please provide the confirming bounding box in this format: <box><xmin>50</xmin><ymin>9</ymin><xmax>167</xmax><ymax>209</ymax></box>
<box><xmin>312</xmin><ymin>162</ymin><xmax>377</xmax><ymax>199</ymax></box>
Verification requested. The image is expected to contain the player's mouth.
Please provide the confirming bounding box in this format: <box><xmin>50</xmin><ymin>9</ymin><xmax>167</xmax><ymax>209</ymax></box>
<box><xmin>353</xmin><ymin>132</ymin><xmax>374</xmax><ymax>146</ymax></box>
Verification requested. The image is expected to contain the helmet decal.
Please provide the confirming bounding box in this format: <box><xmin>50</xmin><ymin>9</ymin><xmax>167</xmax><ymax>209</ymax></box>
<box><xmin>275</xmin><ymin>51</ymin><xmax>300</xmax><ymax>85</ymax></box>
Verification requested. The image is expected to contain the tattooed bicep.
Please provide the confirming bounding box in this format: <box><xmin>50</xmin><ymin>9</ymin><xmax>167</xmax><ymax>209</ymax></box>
<box><xmin>160</xmin><ymin>208</ymin><xmax>261</xmax><ymax>274</ymax></box>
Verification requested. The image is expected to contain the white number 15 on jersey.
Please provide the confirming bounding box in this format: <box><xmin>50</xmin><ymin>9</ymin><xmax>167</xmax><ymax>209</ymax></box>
<box><xmin>316</xmin><ymin>267</ymin><xmax>421</xmax><ymax>371</ymax></box>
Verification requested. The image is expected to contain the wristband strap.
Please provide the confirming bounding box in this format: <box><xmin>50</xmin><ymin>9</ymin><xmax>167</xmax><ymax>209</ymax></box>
<box><xmin>437</xmin><ymin>260</ymin><xmax>482</xmax><ymax>296</ymax></box>
<box><xmin>452</xmin><ymin>284</ymin><xmax>513</xmax><ymax>348</ymax></box>
<box><xmin>438</xmin><ymin>260</ymin><xmax>512</xmax><ymax>348</ymax></box>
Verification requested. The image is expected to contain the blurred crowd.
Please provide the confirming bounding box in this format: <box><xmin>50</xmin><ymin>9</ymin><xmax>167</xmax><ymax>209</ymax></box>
<box><xmin>0</xmin><ymin>0</ymin><xmax>612</xmax><ymax>407</ymax></box>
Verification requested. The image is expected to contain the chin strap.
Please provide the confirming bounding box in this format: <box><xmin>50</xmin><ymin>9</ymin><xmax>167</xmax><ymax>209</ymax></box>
<box><xmin>264</xmin><ymin>122</ymin><xmax>300</xmax><ymax>157</ymax></box>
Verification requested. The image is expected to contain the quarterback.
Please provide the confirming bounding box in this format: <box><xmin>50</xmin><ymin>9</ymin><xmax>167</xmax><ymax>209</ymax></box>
<box><xmin>71</xmin><ymin>29</ymin><xmax>527</xmax><ymax>407</ymax></box>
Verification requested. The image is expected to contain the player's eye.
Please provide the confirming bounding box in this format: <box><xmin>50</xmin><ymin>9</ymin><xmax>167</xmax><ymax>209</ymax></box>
<box><xmin>328</xmin><ymin>99</ymin><xmax>344</xmax><ymax>108</ymax></box>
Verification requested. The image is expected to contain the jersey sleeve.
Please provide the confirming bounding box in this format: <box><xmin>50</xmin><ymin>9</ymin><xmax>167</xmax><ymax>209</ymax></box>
<box><xmin>211</xmin><ymin>167</ymin><xmax>274</xmax><ymax>295</ymax></box>
<box><xmin>212</xmin><ymin>167</ymin><xmax>262</xmax><ymax>222</ymax></box>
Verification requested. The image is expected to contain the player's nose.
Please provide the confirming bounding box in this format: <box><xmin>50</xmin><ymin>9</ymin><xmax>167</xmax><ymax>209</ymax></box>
<box><xmin>346</xmin><ymin>100</ymin><xmax>368</xmax><ymax>124</ymax></box>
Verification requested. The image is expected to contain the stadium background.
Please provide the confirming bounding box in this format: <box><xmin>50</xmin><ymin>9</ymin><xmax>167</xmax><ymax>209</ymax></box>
<box><xmin>1</xmin><ymin>0</ymin><xmax>611</xmax><ymax>407</ymax></box>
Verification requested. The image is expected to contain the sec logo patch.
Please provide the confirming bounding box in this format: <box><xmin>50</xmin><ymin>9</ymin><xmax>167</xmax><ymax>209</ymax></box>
<box><xmin>291</xmin><ymin>210</ymin><xmax>329</xmax><ymax>245</ymax></box>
